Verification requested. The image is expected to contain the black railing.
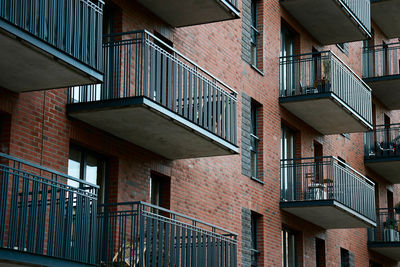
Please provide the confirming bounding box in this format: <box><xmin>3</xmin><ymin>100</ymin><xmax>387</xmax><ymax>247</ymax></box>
<box><xmin>68</xmin><ymin>30</ymin><xmax>238</xmax><ymax>145</ymax></box>
<box><xmin>0</xmin><ymin>0</ymin><xmax>104</xmax><ymax>71</ymax></box>
<box><xmin>364</xmin><ymin>124</ymin><xmax>400</xmax><ymax>160</ymax></box>
<box><xmin>280</xmin><ymin>156</ymin><xmax>376</xmax><ymax>222</ymax></box>
<box><xmin>0</xmin><ymin>152</ymin><xmax>98</xmax><ymax>264</ymax></box>
<box><xmin>363</xmin><ymin>42</ymin><xmax>400</xmax><ymax>79</ymax></box>
<box><xmin>368</xmin><ymin>208</ymin><xmax>400</xmax><ymax>243</ymax></box>
<box><xmin>97</xmin><ymin>202</ymin><xmax>238</xmax><ymax>267</ymax></box>
<box><xmin>280</xmin><ymin>51</ymin><xmax>372</xmax><ymax>125</ymax></box>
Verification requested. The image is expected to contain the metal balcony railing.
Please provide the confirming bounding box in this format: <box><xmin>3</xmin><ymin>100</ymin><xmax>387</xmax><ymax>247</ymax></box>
<box><xmin>368</xmin><ymin>208</ymin><xmax>400</xmax><ymax>243</ymax></box>
<box><xmin>364</xmin><ymin>123</ymin><xmax>400</xmax><ymax>160</ymax></box>
<box><xmin>0</xmin><ymin>0</ymin><xmax>104</xmax><ymax>71</ymax></box>
<box><xmin>280</xmin><ymin>156</ymin><xmax>376</xmax><ymax>222</ymax></box>
<box><xmin>69</xmin><ymin>30</ymin><xmax>238</xmax><ymax>145</ymax></box>
<box><xmin>280</xmin><ymin>51</ymin><xmax>372</xmax><ymax>125</ymax></box>
<box><xmin>0</xmin><ymin>152</ymin><xmax>98</xmax><ymax>264</ymax></box>
<box><xmin>97</xmin><ymin>202</ymin><xmax>238</xmax><ymax>267</ymax></box>
<box><xmin>341</xmin><ymin>0</ymin><xmax>371</xmax><ymax>33</ymax></box>
<box><xmin>362</xmin><ymin>42</ymin><xmax>400</xmax><ymax>79</ymax></box>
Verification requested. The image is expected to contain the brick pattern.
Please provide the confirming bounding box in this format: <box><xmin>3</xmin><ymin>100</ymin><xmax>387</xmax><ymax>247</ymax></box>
<box><xmin>0</xmin><ymin>0</ymin><xmax>400</xmax><ymax>267</ymax></box>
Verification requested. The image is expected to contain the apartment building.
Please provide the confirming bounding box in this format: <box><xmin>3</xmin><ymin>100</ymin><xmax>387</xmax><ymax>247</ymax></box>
<box><xmin>0</xmin><ymin>0</ymin><xmax>399</xmax><ymax>266</ymax></box>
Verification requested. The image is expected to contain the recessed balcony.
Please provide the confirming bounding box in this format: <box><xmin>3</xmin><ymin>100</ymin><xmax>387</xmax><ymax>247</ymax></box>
<box><xmin>368</xmin><ymin>208</ymin><xmax>400</xmax><ymax>261</ymax></box>
<box><xmin>363</xmin><ymin>42</ymin><xmax>400</xmax><ymax>109</ymax></box>
<box><xmin>280</xmin><ymin>157</ymin><xmax>376</xmax><ymax>229</ymax></box>
<box><xmin>0</xmin><ymin>0</ymin><xmax>104</xmax><ymax>92</ymax></box>
<box><xmin>279</xmin><ymin>51</ymin><xmax>373</xmax><ymax>134</ymax></box>
<box><xmin>136</xmin><ymin>0</ymin><xmax>240</xmax><ymax>27</ymax></box>
<box><xmin>371</xmin><ymin>0</ymin><xmax>400</xmax><ymax>39</ymax></box>
<box><xmin>0</xmin><ymin>152</ymin><xmax>98</xmax><ymax>266</ymax></box>
<box><xmin>280</xmin><ymin>0</ymin><xmax>371</xmax><ymax>45</ymax></box>
<box><xmin>364</xmin><ymin>124</ymin><xmax>400</xmax><ymax>184</ymax></box>
<box><xmin>97</xmin><ymin>202</ymin><xmax>238</xmax><ymax>266</ymax></box>
<box><xmin>67</xmin><ymin>31</ymin><xmax>238</xmax><ymax>160</ymax></box>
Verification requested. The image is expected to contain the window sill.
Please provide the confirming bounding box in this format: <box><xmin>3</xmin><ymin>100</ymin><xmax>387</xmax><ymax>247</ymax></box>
<box><xmin>251</xmin><ymin>64</ymin><xmax>264</xmax><ymax>76</ymax></box>
<box><xmin>250</xmin><ymin>176</ymin><xmax>265</xmax><ymax>185</ymax></box>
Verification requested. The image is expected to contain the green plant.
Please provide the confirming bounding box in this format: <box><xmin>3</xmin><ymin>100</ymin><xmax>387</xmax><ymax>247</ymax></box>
<box><xmin>385</xmin><ymin>218</ymin><xmax>397</xmax><ymax>229</ymax></box>
<box><xmin>395</xmin><ymin>202</ymin><xmax>400</xmax><ymax>214</ymax></box>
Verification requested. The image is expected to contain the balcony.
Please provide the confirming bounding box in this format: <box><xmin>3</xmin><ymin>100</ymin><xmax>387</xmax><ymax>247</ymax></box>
<box><xmin>279</xmin><ymin>51</ymin><xmax>373</xmax><ymax>134</ymax></box>
<box><xmin>0</xmin><ymin>152</ymin><xmax>98</xmax><ymax>266</ymax></box>
<box><xmin>280</xmin><ymin>157</ymin><xmax>376</xmax><ymax>229</ymax></box>
<box><xmin>0</xmin><ymin>153</ymin><xmax>238</xmax><ymax>266</ymax></box>
<box><xmin>371</xmin><ymin>0</ymin><xmax>400</xmax><ymax>39</ymax></box>
<box><xmin>362</xmin><ymin>42</ymin><xmax>400</xmax><ymax>109</ymax></box>
<box><xmin>67</xmin><ymin>31</ymin><xmax>238</xmax><ymax>160</ymax></box>
<box><xmin>364</xmin><ymin>124</ymin><xmax>400</xmax><ymax>184</ymax></box>
<box><xmin>280</xmin><ymin>0</ymin><xmax>371</xmax><ymax>45</ymax></box>
<box><xmin>97</xmin><ymin>202</ymin><xmax>238</xmax><ymax>266</ymax></box>
<box><xmin>0</xmin><ymin>0</ymin><xmax>104</xmax><ymax>92</ymax></box>
<box><xmin>368</xmin><ymin>208</ymin><xmax>400</xmax><ymax>261</ymax></box>
<box><xmin>136</xmin><ymin>0</ymin><xmax>239</xmax><ymax>27</ymax></box>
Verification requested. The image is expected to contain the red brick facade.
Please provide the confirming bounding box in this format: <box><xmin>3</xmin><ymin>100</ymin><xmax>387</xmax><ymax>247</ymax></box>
<box><xmin>0</xmin><ymin>0</ymin><xmax>400</xmax><ymax>266</ymax></box>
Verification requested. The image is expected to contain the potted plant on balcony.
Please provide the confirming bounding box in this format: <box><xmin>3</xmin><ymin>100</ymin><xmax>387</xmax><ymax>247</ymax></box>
<box><xmin>384</xmin><ymin>218</ymin><xmax>400</xmax><ymax>242</ymax></box>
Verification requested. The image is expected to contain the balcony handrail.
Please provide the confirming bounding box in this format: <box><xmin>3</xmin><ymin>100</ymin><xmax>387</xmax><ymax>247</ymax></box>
<box><xmin>370</xmin><ymin>123</ymin><xmax>400</xmax><ymax>130</ymax></box>
<box><xmin>99</xmin><ymin>201</ymin><xmax>238</xmax><ymax>238</ymax></box>
<box><xmin>363</xmin><ymin>42</ymin><xmax>400</xmax><ymax>50</ymax></box>
<box><xmin>340</xmin><ymin>0</ymin><xmax>371</xmax><ymax>34</ymax></box>
<box><xmin>280</xmin><ymin>50</ymin><xmax>372</xmax><ymax>92</ymax></box>
<box><xmin>368</xmin><ymin>207</ymin><xmax>400</xmax><ymax>243</ymax></box>
<box><xmin>105</xmin><ymin>30</ymin><xmax>237</xmax><ymax>98</ymax></box>
<box><xmin>0</xmin><ymin>152</ymin><xmax>99</xmax><ymax>189</ymax></box>
<box><xmin>362</xmin><ymin>41</ymin><xmax>400</xmax><ymax>79</ymax></box>
<box><xmin>280</xmin><ymin>156</ymin><xmax>375</xmax><ymax>186</ymax></box>
<box><xmin>0</xmin><ymin>0</ymin><xmax>104</xmax><ymax>71</ymax></box>
<box><xmin>0</xmin><ymin>152</ymin><xmax>98</xmax><ymax>264</ymax></box>
<box><xmin>280</xmin><ymin>156</ymin><xmax>376</xmax><ymax>222</ymax></box>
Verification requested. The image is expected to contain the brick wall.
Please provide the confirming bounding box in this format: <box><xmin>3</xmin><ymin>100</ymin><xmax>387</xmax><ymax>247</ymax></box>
<box><xmin>0</xmin><ymin>0</ymin><xmax>399</xmax><ymax>266</ymax></box>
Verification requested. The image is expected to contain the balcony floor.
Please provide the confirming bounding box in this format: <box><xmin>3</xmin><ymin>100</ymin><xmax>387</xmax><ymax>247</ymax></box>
<box><xmin>371</xmin><ymin>0</ymin><xmax>400</xmax><ymax>39</ymax></box>
<box><xmin>280</xmin><ymin>200</ymin><xmax>376</xmax><ymax>229</ymax></box>
<box><xmin>365</xmin><ymin>158</ymin><xmax>400</xmax><ymax>184</ymax></box>
<box><xmin>279</xmin><ymin>92</ymin><xmax>372</xmax><ymax>135</ymax></box>
<box><xmin>136</xmin><ymin>0</ymin><xmax>239</xmax><ymax>27</ymax></box>
<box><xmin>0</xmin><ymin>21</ymin><xmax>102</xmax><ymax>92</ymax></box>
<box><xmin>368</xmin><ymin>243</ymin><xmax>400</xmax><ymax>261</ymax></box>
<box><xmin>280</xmin><ymin>0</ymin><xmax>370</xmax><ymax>45</ymax></box>
<box><xmin>364</xmin><ymin>76</ymin><xmax>400</xmax><ymax>110</ymax></box>
<box><xmin>67</xmin><ymin>97</ymin><xmax>238</xmax><ymax>159</ymax></box>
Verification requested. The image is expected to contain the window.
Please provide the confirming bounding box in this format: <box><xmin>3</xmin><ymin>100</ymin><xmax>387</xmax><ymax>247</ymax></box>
<box><xmin>242</xmin><ymin>94</ymin><xmax>263</xmax><ymax>182</ymax></box>
<box><xmin>281</xmin><ymin>125</ymin><xmax>295</xmax><ymax>200</ymax></box>
<box><xmin>315</xmin><ymin>238</ymin><xmax>326</xmax><ymax>267</ymax></box>
<box><xmin>250</xmin><ymin>101</ymin><xmax>261</xmax><ymax>179</ymax></box>
<box><xmin>340</xmin><ymin>248</ymin><xmax>350</xmax><ymax>267</ymax></box>
<box><xmin>282</xmin><ymin>228</ymin><xmax>296</xmax><ymax>267</ymax></box>
<box><xmin>68</xmin><ymin>146</ymin><xmax>107</xmax><ymax>204</ymax></box>
<box><xmin>242</xmin><ymin>0</ymin><xmax>263</xmax><ymax>71</ymax></box>
<box><xmin>250</xmin><ymin>0</ymin><xmax>260</xmax><ymax>67</ymax></box>
<box><xmin>337</xmin><ymin>43</ymin><xmax>349</xmax><ymax>55</ymax></box>
<box><xmin>251</xmin><ymin>212</ymin><xmax>261</xmax><ymax>266</ymax></box>
<box><xmin>149</xmin><ymin>172</ymin><xmax>171</xmax><ymax>211</ymax></box>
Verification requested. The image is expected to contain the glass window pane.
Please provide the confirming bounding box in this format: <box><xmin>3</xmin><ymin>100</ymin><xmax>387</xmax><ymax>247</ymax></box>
<box><xmin>68</xmin><ymin>148</ymin><xmax>81</xmax><ymax>188</ymax></box>
<box><xmin>85</xmin><ymin>154</ymin><xmax>98</xmax><ymax>185</ymax></box>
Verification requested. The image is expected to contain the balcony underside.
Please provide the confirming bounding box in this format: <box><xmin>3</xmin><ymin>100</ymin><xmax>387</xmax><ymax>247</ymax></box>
<box><xmin>0</xmin><ymin>20</ymin><xmax>102</xmax><ymax>92</ymax></box>
<box><xmin>0</xmin><ymin>248</ymin><xmax>93</xmax><ymax>267</ymax></box>
<box><xmin>364</xmin><ymin>76</ymin><xmax>400</xmax><ymax>110</ymax></box>
<box><xmin>371</xmin><ymin>0</ymin><xmax>400</xmax><ymax>38</ymax></box>
<box><xmin>280</xmin><ymin>0</ymin><xmax>369</xmax><ymax>45</ymax></box>
<box><xmin>365</xmin><ymin>159</ymin><xmax>400</xmax><ymax>184</ymax></box>
<box><xmin>136</xmin><ymin>0</ymin><xmax>239</xmax><ymax>27</ymax></box>
<box><xmin>368</xmin><ymin>243</ymin><xmax>400</xmax><ymax>261</ymax></box>
<box><xmin>67</xmin><ymin>97</ymin><xmax>238</xmax><ymax>159</ymax></box>
<box><xmin>279</xmin><ymin>93</ymin><xmax>372</xmax><ymax>135</ymax></box>
<box><xmin>280</xmin><ymin>200</ymin><xmax>376</xmax><ymax>229</ymax></box>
